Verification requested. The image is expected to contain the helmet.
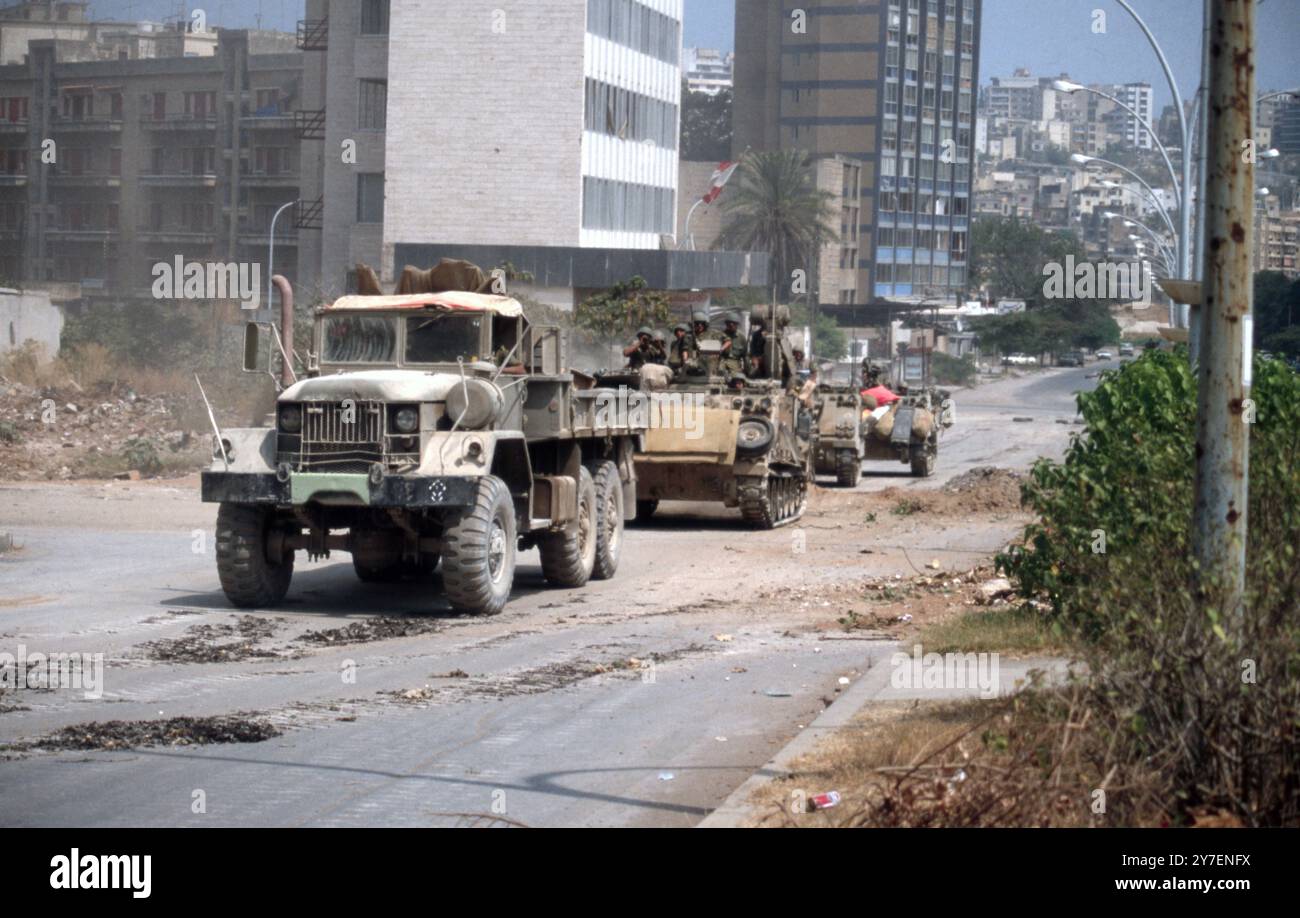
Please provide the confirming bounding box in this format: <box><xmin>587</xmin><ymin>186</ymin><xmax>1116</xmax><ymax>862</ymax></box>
<box><xmin>724</xmin><ymin>312</ymin><xmax>740</xmax><ymax>326</ymax></box>
<box><xmin>673</xmin><ymin>323</ymin><xmax>689</xmax><ymax>334</ymax></box>
<box><xmin>691</xmin><ymin>310</ymin><xmax>710</xmax><ymax>326</ymax></box>
<box><xmin>636</xmin><ymin>326</ymin><xmax>653</xmax><ymax>338</ymax></box>
<box><xmin>653</xmin><ymin>329</ymin><xmax>667</xmax><ymax>342</ymax></box>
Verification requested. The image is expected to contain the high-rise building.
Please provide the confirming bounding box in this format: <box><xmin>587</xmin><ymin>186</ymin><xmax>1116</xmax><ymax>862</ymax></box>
<box><xmin>1098</xmin><ymin>82</ymin><xmax>1153</xmax><ymax>150</ymax></box>
<box><xmin>298</xmin><ymin>0</ymin><xmax>760</xmax><ymax>305</ymax></box>
<box><xmin>734</xmin><ymin>0</ymin><xmax>982</xmax><ymax>303</ymax></box>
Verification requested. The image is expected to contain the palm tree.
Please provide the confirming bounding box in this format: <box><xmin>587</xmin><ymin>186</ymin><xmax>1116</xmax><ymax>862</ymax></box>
<box><xmin>716</xmin><ymin>150</ymin><xmax>839</xmax><ymax>299</ymax></box>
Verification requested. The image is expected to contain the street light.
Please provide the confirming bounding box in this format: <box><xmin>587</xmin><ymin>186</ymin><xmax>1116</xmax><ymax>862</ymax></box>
<box><xmin>1053</xmin><ymin>79</ymin><xmax>1181</xmax><ymax>195</ymax></box>
<box><xmin>1095</xmin><ymin>175</ymin><xmax>1177</xmax><ymax>237</ymax></box>
<box><xmin>267</xmin><ymin>200</ymin><xmax>297</xmax><ymax>314</ymax></box>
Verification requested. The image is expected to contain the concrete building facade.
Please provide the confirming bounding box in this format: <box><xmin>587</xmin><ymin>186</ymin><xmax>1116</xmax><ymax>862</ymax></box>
<box><xmin>0</xmin><ymin>11</ymin><xmax>303</xmax><ymax>299</ymax></box>
<box><xmin>734</xmin><ymin>0</ymin><xmax>982</xmax><ymax>304</ymax></box>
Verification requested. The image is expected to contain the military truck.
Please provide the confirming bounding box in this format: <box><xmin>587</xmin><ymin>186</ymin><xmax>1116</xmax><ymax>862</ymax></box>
<box><xmin>596</xmin><ymin>311</ymin><xmax>814</xmax><ymax>528</ymax></box>
<box><xmin>201</xmin><ymin>288</ymin><xmax>645</xmax><ymax>616</ymax></box>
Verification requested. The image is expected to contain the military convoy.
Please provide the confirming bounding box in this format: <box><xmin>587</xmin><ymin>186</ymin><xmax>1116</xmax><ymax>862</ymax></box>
<box><xmin>200</xmin><ymin>262</ymin><xmax>953</xmax><ymax>614</ymax></box>
<box><xmin>201</xmin><ymin>281</ymin><xmax>645</xmax><ymax>616</ymax></box>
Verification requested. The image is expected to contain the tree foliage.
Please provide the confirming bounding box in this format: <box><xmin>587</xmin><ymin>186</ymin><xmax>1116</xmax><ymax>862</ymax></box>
<box><xmin>573</xmin><ymin>276</ymin><xmax>673</xmax><ymax>339</ymax></box>
<box><xmin>680</xmin><ymin>83</ymin><xmax>732</xmax><ymax>163</ymax></box>
<box><xmin>716</xmin><ymin>150</ymin><xmax>839</xmax><ymax>300</ymax></box>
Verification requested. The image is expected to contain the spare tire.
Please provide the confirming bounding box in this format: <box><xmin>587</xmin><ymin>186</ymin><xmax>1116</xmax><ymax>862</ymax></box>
<box><xmin>736</xmin><ymin>416</ymin><xmax>775</xmax><ymax>458</ymax></box>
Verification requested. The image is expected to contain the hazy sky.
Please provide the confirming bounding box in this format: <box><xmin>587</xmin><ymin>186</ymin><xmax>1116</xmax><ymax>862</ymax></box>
<box><xmin>86</xmin><ymin>0</ymin><xmax>1300</xmax><ymax>109</ymax></box>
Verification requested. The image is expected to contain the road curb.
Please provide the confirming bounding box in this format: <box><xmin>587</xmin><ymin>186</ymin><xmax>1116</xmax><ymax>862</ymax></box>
<box><xmin>698</xmin><ymin>649</ymin><xmax>1072</xmax><ymax>827</ymax></box>
<box><xmin>697</xmin><ymin>645</ymin><xmax>899</xmax><ymax>828</ymax></box>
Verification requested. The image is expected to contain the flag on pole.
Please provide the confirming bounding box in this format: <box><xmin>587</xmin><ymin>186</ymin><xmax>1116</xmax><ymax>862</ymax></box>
<box><xmin>701</xmin><ymin>160</ymin><xmax>739</xmax><ymax>204</ymax></box>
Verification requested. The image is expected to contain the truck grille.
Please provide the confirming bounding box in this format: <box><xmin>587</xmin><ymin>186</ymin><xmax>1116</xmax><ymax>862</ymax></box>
<box><xmin>297</xmin><ymin>400</ymin><xmax>384</xmax><ymax>473</ymax></box>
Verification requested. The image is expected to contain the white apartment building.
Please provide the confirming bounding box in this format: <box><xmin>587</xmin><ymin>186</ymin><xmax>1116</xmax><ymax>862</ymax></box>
<box><xmin>297</xmin><ymin>0</ymin><xmax>761</xmax><ymax>305</ymax></box>
<box><xmin>1100</xmin><ymin>82</ymin><xmax>1154</xmax><ymax>150</ymax></box>
<box><xmin>683</xmin><ymin>47</ymin><xmax>733</xmax><ymax>96</ymax></box>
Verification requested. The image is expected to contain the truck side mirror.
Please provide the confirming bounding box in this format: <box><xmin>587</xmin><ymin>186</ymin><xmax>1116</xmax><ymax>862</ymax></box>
<box><xmin>242</xmin><ymin>323</ymin><xmax>262</xmax><ymax>373</ymax></box>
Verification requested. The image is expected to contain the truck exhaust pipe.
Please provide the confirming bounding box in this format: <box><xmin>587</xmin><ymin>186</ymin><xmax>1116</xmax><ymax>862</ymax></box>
<box><xmin>273</xmin><ymin>274</ymin><xmax>294</xmax><ymax>388</ymax></box>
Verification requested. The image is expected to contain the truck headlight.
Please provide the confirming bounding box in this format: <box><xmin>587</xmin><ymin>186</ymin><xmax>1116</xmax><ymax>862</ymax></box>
<box><xmin>278</xmin><ymin>405</ymin><xmax>301</xmax><ymax>433</ymax></box>
<box><xmin>393</xmin><ymin>406</ymin><xmax>419</xmax><ymax>433</ymax></box>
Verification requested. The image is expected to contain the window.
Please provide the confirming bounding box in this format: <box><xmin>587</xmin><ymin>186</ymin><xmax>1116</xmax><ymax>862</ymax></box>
<box><xmin>357</xmin><ymin>173</ymin><xmax>385</xmax><ymax>223</ymax></box>
<box><xmin>361</xmin><ymin>0</ymin><xmax>390</xmax><ymax>34</ymax></box>
<box><xmin>358</xmin><ymin>79</ymin><xmax>387</xmax><ymax>130</ymax></box>
<box><xmin>582</xmin><ymin>176</ymin><xmax>673</xmax><ymax>234</ymax></box>
<box><xmin>405</xmin><ymin>315</ymin><xmax>484</xmax><ymax>364</ymax></box>
<box><xmin>586</xmin><ymin>0</ymin><xmax>681</xmax><ymax>65</ymax></box>
<box><xmin>584</xmin><ymin>78</ymin><xmax>677</xmax><ymax>150</ymax></box>
<box><xmin>323</xmin><ymin>316</ymin><xmax>396</xmax><ymax>364</ymax></box>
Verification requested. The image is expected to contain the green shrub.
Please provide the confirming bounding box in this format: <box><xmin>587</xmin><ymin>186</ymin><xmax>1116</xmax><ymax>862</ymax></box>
<box><xmin>997</xmin><ymin>350</ymin><xmax>1300</xmax><ymax>825</ymax></box>
<box><xmin>931</xmin><ymin>352</ymin><xmax>977</xmax><ymax>387</ymax></box>
<box><xmin>122</xmin><ymin>437</ymin><xmax>163</xmax><ymax>476</ymax></box>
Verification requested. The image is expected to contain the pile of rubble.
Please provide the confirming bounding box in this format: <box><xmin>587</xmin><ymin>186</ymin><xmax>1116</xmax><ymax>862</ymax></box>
<box><xmin>0</xmin><ymin>378</ymin><xmax>209</xmax><ymax>481</ymax></box>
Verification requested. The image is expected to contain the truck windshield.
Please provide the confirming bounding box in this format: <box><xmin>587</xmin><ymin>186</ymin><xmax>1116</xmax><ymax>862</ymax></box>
<box><xmin>322</xmin><ymin>315</ymin><xmax>397</xmax><ymax>363</ymax></box>
<box><xmin>405</xmin><ymin>314</ymin><xmax>483</xmax><ymax>364</ymax></box>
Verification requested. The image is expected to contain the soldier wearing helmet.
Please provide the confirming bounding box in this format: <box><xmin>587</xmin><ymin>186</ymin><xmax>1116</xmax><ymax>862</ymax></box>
<box><xmin>720</xmin><ymin>312</ymin><xmax>746</xmax><ymax>379</ymax></box>
<box><xmin>623</xmin><ymin>326</ymin><xmax>655</xmax><ymax>370</ymax></box>
<box><xmin>686</xmin><ymin>310</ymin><xmax>721</xmax><ymax>375</ymax></box>
<box><xmin>649</xmin><ymin>330</ymin><xmax>668</xmax><ymax>366</ymax></box>
<box><xmin>668</xmin><ymin>322</ymin><xmax>691</xmax><ymax>373</ymax></box>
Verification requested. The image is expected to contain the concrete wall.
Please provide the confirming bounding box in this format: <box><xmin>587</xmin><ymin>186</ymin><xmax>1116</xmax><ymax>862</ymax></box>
<box><xmin>383</xmin><ymin>0</ymin><xmax>587</xmax><ymax>269</ymax></box>
<box><xmin>0</xmin><ymin>288</ymin><xmax>62</xmax><ymax>356</ymax></box>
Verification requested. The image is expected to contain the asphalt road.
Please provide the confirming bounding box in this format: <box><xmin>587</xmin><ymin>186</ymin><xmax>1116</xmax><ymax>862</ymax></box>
<box><xmin>0</xmin><ymin>362</ymin><xmax>1113</xmax><ymax>827</ymax></box>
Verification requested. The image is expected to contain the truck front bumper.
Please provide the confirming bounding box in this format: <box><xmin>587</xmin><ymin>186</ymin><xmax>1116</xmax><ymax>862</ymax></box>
<box><xmin>201</xmin><ymin>471</ymin><xmax>479</xmax><ymax>509</ymax></box>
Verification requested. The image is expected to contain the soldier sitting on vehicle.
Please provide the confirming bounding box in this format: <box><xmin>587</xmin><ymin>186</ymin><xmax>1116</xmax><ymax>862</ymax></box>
<box><xmin>623</xmin><ymin>326</ymin><xmax>655</xmax><ymax>370</ymax></box>
<box><xmin>685</xmin><ymin>311</ymin><xmax>718</xmax><ymax>375</ymax></box>
<box><xmin>748</xmin><ymin>314</ymin><xmax>768</xmax><ymax>375</ymax></box>
<box><xmin>668</xmin><ymin>323</ymin><xmax>692</xmax><ymax>374</ymax></box>
<box><xmin>649</xmin><ymin>330</ymin><xmax>669</xmax><ymax>366</ymax></box>
<box><xmin>720</xmin><ymin>313</ymin><xmax>747</xmax><ymax>380</ymax></box>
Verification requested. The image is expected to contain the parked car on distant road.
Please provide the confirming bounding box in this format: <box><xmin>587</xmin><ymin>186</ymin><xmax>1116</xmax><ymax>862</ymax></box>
<box><xmin>1119</xmin><ymin>343</ymin><xmax>1135</xmax><ymax>357</ymax></box>
<box><xmin>1002</xmin><ymin>353</ymin><xmax>1039</xmax><ymax>366</ymax></box>
<box><xmin>1059</xmin><ymin>351</ymin><xmax>1086</xmax><ymax>367</ymax></box>
<box><xmin>1096</xmin><ymin>349</ymin><xmax>1114</xmax><ymax>361</ymax></box>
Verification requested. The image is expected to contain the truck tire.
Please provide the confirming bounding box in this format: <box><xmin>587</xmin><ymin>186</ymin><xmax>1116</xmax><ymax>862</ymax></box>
<box><xmin>539</xmin><ymin>466</ymin><xmax>597</xmax><ymax>588</ymax></box>
<box><xmin>590</xmin><ymin>460</ymin><xmax>623</xmax><ymax>581</ymax></box>
<box><xmin>835</xmin><ymin>449</ymin><xmax>861</xmax><ymax>488</ymax></box>
<box><xmin>215</xmin><ymin>503</ymin><xmax>293</xmax><ymax>608</ymax></box>
<box><xmin>635</xmin><ymin>498</ymin><xmax>658</xmax><ymax>523</ymax></box>
<box><xmin>441</xmin><ymin>475</ymin><xmax>516</xmax><ymax>615</ymax></box>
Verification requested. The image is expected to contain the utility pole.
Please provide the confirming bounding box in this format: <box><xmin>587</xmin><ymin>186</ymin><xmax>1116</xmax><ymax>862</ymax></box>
<box><xmin>1193</xmin><ymin>0</ymin><xmax>1254</xmax><ymax>618</ymax></box>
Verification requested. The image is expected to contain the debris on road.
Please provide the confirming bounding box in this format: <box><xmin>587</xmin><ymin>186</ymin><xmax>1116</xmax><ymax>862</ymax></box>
<box><xmin>16</xmin><ymin>715</ymin><xmax>280</xmax><ymax>752</ymax></box>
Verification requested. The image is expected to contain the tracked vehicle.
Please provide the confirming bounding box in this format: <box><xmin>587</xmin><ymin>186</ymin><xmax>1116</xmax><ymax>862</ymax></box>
<box><xmin>202</xmin><ymin>288</ymin><xmax>645</xmax><ymax>615</ymax></box>
<box><xmin>597</xmin><ymin>331</ymin><xmax>813</xmax><ymax>529</ymax></box>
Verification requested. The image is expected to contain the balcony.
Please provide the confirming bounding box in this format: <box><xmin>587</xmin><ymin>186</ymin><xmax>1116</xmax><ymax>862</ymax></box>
<box><xmin>294</xmin><ymin>109</ymin><xmax>325</xmax><ymax>140</ymax></box>
<box><xmin>52</xmin><ymin>116</ymin><xmax>124</xmax><ymax>133</ymax></box>
<box><xmin>49</xmin><ymin>171</ymin><xmax>121</xmax><ymax>187</ymax></box>
<box><xmin>139</xmin><ymin>172</ymin><xmax>219</xmax><ymax>187</ymax></box>
<box><xmin>137</xmin><ymin>227</ymin><xmax>217</xmax><ymax>244</ymax></box>
<box><xmin>297</xmin><ymin>18</ymin><xmax>328</xmax><ymax>51</ymax></box>
<box><xmin>239</xmin><ymin>171</ymin><xmax>300</xmax><ymax>188</ymax></box>
<box><xmin>141</xmin><ymin>113</ymin><xmax>218</xmax><ymax>131</ymax></box>
<box><xmin>0</xmin><ymin>119</ymin><xmax>28</xmax><ymax>134</ymax></box>
<box><xmin>238</xmin><ymin>227</ymin><xmax>299</xmax><ymax>246</ymax></box>
<box><xmin>242</xmin><ymin>112</ymin><xmax>296</xmax><ymax>131</ymax></box>
<box><xmin>46</xmin><ymin>226</ymin><xmax>117</xmax><ymax>243</ymax></box>
<box><xmin>0</xmin><ymin>172</ymin><xmax>27</xmax><ymax>186</ymax></box>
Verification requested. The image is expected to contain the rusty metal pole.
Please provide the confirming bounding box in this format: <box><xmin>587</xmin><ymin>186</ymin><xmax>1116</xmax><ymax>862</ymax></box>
<box><xmin>1193</xmin><ymin>0</ymin><xmax>1254</xmax><ymax>616</ymax></box>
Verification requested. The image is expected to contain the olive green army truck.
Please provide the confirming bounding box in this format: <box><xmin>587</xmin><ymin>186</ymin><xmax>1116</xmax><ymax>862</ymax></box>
<box><xmin>201</xmin><ymin>290</ymin><xmax>645</xmax><ymax>616</ymax></box>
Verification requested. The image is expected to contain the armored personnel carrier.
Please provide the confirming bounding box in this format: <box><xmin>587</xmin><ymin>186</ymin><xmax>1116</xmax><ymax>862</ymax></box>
<box><xmin>201</xmin><ymin>285</ymin><xmax>645</xmax><ymax>616</ymax></box>
<box><xmin>596</xmin><ymin>310</ymin><xmax>813</xmax><ymax>528</ymax></box>
<box><xmin>811</xmin><ymin>383</ymin><xmax>867</xmax><ymax>487</ymax></box>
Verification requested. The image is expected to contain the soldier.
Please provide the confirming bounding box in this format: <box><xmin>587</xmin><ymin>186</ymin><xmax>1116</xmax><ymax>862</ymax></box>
<box><xmin>686</xmin><ymin>310</ymin><xmax>719</xmax><ymax>375</ymax></box>
<box><xmin>649</xmin><ymin>330</ymin><xmax>669</xmax><ymax>366</ymax></box>
<box><xmin>623</xmin><ymin>326</ymin><xmax>655</xmax><ymax>370</ymax></box>
<box><xmin>668</xmin><ymin>323</ymin><xmax>691</xmax><ymax>373</ymax></box>
<box><xmin>720</xmin><ymin>313</ymin><xmax>746</xmax><ymax>379</ymax></box>
<box><xmin>748</xmin><ymin>313</ymin><xmax>768</xmax><ymax>375</ymax></box>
